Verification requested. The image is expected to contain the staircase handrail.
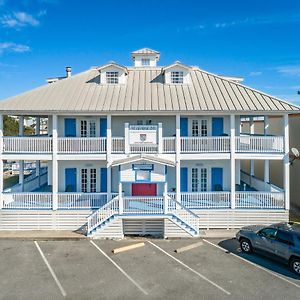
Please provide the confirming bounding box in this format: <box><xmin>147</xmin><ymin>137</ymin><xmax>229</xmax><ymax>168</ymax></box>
<box><xmin>87</xmin><ymin>196</ymin><xmax>119</xmax><ymax>233</ymax></box>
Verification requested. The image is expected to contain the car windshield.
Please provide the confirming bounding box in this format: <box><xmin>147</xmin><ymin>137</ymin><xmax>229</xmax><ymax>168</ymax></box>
<box><xmin>259</xmin><ymin>228</ymin><xmax>277</xmax><ymax>239</ymax></box>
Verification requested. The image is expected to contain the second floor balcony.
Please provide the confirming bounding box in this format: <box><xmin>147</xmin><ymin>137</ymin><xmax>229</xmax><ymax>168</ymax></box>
<box><xmin>1</xmin><ymin>134</ymin><xmax>284</xmax><ymax>155</ymax></box>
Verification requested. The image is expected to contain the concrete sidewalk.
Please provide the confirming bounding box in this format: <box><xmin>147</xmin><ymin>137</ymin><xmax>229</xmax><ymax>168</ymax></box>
<box><xmin>0</xmin><ymin>229</ymin><xmax>239</xmax><ymax>240</ymax></box>
<box><xmin>0</xmin><ymin>230</ymin><xmax>87</xmax><ymax>240</ymax></box>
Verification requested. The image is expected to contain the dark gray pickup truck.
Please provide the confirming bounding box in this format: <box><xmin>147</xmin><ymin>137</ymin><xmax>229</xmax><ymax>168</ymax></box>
<box><xmin>236</xmin><ymin>222</ymin><xmax>300</xmax><ymax>275</ymax></box>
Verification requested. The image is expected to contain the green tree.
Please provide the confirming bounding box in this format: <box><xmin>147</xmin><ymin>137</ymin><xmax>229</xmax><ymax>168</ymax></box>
<box><xmin>4</xmin><ymin>116</ymin><xmax>35</xmax><ymax>136</ymax></box>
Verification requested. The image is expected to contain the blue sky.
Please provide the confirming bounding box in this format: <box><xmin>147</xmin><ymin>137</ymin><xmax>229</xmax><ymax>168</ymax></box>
<box><xmin>0</xmin><ymin>0</ymin><xmax>300</xmax><ymax>105</ymax></box>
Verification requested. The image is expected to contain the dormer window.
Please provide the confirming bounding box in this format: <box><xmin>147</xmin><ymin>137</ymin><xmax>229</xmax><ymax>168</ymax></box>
<box><xmin>141</xmin><ymin>58</ymin><xmax>150</xmax><ymax>66</ymax></box>
<box><xmin>171</xmin><ymin>71</ymin><xmax>184</xmax><ymax>84</ymax></box>
<box><xmin>106</xmin><ymin>71</ymin><xmax>119</xmax><ymax>84</ymax></box>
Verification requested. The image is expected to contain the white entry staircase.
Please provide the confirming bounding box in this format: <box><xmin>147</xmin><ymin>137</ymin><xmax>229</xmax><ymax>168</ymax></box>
<box><xmin>87</xmin><ymin>195</ymin><xmax>200</xmax><ymax>238</ymax></box>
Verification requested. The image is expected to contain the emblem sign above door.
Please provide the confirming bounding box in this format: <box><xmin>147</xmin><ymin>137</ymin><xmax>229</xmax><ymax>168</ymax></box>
<box><xmin>129</xmin><ymin>125</ymin><xmax>157</xmax><ymax>144</ymax></box>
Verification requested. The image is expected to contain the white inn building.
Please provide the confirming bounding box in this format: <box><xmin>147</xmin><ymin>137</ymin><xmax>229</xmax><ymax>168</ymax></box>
<box><xmin>0</xmin><ymin>48</ymin><xmax>299</xmax><ymax>238</ymax></box>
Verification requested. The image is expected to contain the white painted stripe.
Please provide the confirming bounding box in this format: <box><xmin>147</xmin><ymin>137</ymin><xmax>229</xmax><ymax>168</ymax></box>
<box><xmin>34</xmin><ymin>241</ymin><xmax>67</xmax><ymax>297</ymax></box>
<box><xmin>203</xmin><ymin>239</ymin><xmax>300</xmax><ymax>289</ymax></box>
<box><xmin>148</xmin><ymin>241</ymin><xmax>231</xmax><ymax>296</ymax></box>
<box><xmin>90</xmin><ymin>241</ymin><xmax>148</xmax><ymax>295</ymax></box>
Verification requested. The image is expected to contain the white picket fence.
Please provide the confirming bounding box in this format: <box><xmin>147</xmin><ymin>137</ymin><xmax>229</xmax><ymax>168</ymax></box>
<box><xmin>58</xmin><ymin>137</ymin><xmax>106</xmax><ymax>153</ymax></box>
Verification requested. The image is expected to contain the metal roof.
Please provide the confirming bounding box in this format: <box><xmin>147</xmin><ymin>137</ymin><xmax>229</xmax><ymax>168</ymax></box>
<box><xmin>131</xmin><ymin>48</ymin><xmax>160</xmax><ymax>55</ymax></box>
<box><xmin>0</xmin><ymin>66</ymin><xmax>299</xmax><ymax>114</ymax></box>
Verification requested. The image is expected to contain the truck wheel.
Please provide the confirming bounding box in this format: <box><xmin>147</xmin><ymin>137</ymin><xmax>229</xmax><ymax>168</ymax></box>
<box><xmin>290</xmin><ymin>258</ymin><xmax>300</xmax><ymax>275</ymax></box>
<box><xmin>240</xmin><ymin>238</ymin><xmax>253</xmax><ymax>254</ymax></box>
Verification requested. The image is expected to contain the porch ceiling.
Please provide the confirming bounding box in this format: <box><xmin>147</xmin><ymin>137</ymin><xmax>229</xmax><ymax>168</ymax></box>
<box><xmin>110</xmin><ymin>154</ymin><xmax>176</xmax><ymax>167</ymax></box>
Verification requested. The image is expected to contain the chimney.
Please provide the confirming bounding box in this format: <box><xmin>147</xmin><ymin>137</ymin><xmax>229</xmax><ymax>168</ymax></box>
<box><xmin>66</xmin><ymin>66</ymin><xmax>72</xmax><ymax>78</ymax></box>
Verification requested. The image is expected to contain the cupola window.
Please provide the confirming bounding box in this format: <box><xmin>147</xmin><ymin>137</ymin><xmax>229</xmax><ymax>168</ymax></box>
<box><xmin>141</xmin><ymin>58</ymin><xmax>150</xmax><ymax>66</ymax></box>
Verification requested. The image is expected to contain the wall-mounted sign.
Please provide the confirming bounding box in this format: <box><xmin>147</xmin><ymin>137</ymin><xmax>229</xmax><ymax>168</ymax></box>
<box><xmin>132</xmin><ymin>164</ymin><xmax>154</xmax><ymax>171</ymax></box>
<box><xmin>129</xmin><ymin>125</ymin><xmax>157</xmax><ymax>145</ymax></box>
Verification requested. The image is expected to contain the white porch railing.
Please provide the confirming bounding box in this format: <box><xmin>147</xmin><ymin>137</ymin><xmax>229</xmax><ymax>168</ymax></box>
<box><xmin>179</xmin><ymin>192</ymin><xmax>231</xmax><ymax>209</ymax></box>
<box><xmin>167</xmin><ymin>197</ymin><xmax>199</xmax><ymax>234</ymax></box>
<box><xmin>181</xmin><ymin>137</ymin><xmax>230</xmax><ymax>153</ymax></box>
<box><xmin>123</xmin><ymin>196</ymin><xmax>164</xmax><ymax>214</ymax></box>
<box><xmin>2</xmin><ymin>193</ymin><xmax>53</xmax><ymax>209</ymax></box>
<box><xmin>58</xmin><ymin>137</ymin><xmax>106</xmax><ymax>153</ymax></box>
<box><xmin>236</xmin><ymin>136</ymin><xmax>284</xmax><ymax>153</ymax></box>
<box><xmin>112</xmin><ymin>137</ymin><xmax>125</xmax><ymax>153</ymax></box>
<box><xmin>57</xmin><ymin>193</ymin><xmax>117</xmax><ymax>209</ymax></box>
<box><xmin>87</xmin><ymin>196</ymin><xmax>120</xmax><ymax>233</ymax></box>
<box><xmin>3</xmin><ymin>137</ymin><xmax>52</xmax><ymax>153</ymax></box>
<box><xmin>163</xmin><ymin>137</ymin><xmax>176</xmax><ymax>153</ymax></box>
<box><xmin>130</xmin><ymin>144</ymin><xmax>158</xmax><ymax>153</ymax></box>
<box><xmin>235</xmin><ymin>192</ymin><xmax>285</xmax><ymax>209</ymax></box>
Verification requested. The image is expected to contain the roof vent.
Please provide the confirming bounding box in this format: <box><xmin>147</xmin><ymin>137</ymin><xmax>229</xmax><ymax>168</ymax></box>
<box><xmin>66</xmin><ymin>66</ymin><xmax>72</xmax><ymax>78</ymax></box>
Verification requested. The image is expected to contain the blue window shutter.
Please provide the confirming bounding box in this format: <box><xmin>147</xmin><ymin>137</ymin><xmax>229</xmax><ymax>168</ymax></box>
<box><xmin>100</xmin><ymin>118</ymin><xmax>107</xmax><ymax>137</ymax></box>
<box><xmin>180</xmin><ymin>167</ymin><xmax>188</xmax><ymax>192</ymax></box>
<box><xmin>65</xmin><ymin>168</ymin><xmax>77</xmax><ymax>192</ymax></box>
<box><xmin>211</xmin><ymin>167</ymin><xmax>223</xmax><ymax>191</ymax></box>
<box><xmin>64</xmin><ymin>118</ymin><xmax>76</xmax><ymax>137</ymax></box>
<box><xmin>212</xmin><ymin>117</ymin><xmax>224</xmax><ymax>136</ymax></box>
<box><xmin>100</xmin><ymin>168</ymin><xmax>107</xmax><ymax>192</ymax></box>
<box><xmin>180</xmin><ymin>117</ymin><xmax>188</xmax><ymax>137</ymax></box>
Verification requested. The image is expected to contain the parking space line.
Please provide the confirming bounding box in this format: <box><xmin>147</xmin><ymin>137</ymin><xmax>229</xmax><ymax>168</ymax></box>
<box><xmin>148</xmin><ymin>241</ymin><xmax>231</xmax><ymax>296</ymax></box>
<box><xmin>34</xmin><ymin>241</ymin><xmax>67</xmax><ymax>297</ymax></box>
<box><xmin>90</xmin><ymin>241</ymin><xmax>148</xmax><ymax>296</ymax></box>
<box><xmin>203</xmin><ymin>239</ymin><xmax>300</xmax><ymax>289</ymax></box>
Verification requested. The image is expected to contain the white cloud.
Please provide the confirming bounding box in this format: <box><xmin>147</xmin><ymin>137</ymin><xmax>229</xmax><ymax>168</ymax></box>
<box><xmin>249</xmin><ymin>71</ymin><xmax>262</xmax><ymax>76</ymax></box>
<box><xmin>276</xmin><ymin>65</ymin><xmax>300</xmax><ymax>77</ymax></box>
<box><xmin>0</xmin><ymin>42</ymin><xmax>30</xmax><ymax>54</ymax></box>
<box><xmin>1</xmin><ymin>11</ymin><xmax>40</xmax><ymax>29</ymax></box>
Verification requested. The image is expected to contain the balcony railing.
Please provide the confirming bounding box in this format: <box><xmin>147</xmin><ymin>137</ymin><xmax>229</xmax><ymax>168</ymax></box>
<box><xmin>1</xmin><ymin>135</ymin><xmax>285</xmax><ymax>154</ymax></box>
<box><xmin>235</xmin><ymin>192</ymin><xmax>284</xmax><ymax>209</ymax></box>
<box><xmin>181</xmin><ymin>137</ymin><xmax>230</xmax><ymax>153</ymax></box>
<box><xmin>3</xmin><ymin>137</ymin><xmax>52</xmax><ymax>153</ymax></box>
<box><xmin>58</xmin><ymin>137</ymin><xmax>106</xmax><ymax>153</ymax></box>
<box><xmin>1</xmin><ymin>191</ymin><xmax>285</xmax><ymax>210</ymax></box>
<box><xmin>236</xmin><ymin>136</ymin><xmax>284</xmax><ymax>153</ymax></box>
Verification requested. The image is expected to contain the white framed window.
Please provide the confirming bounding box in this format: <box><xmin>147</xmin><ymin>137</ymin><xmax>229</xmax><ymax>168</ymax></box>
<box><xmin>201</xmin><ymin>120</ymin><xmax>208</xmax><ymax>137</ymax></box>
<box><xmin>80</xmin><ymin>120</ymin><xmax>96</xmax><ymax>137</ymax></box>
<box><xmin>191</xmin><ymin>119</ymin><xmax>208</xmax><ymax>137</ymax></box>
<box><xmin>171</xmin><ymin>71</ymin><xmax>184</xmax><ymax>84</ymax></box>
<box><xmin>191</xmin><ymin>167</ymin><xmax>207</xmax><ymax>192</ymax></box>
<box><xmin>141</xmin><ymin>58</ymin><xmax>150</xmax><ymax>66</ymax></box>
<box><xmin>81</xmin><ymin>168</ymin><xmax>97</xmax><ymax>193</ymax></box>
<box><xmin>106</xmin><ymin>71</ymin><xmax>119</xmax><ymax>84</ymax></box>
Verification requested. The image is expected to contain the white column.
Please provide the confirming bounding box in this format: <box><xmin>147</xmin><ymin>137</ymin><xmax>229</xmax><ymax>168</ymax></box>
<box><xmin>52</xmin><ymin>115</ymin><xmax>58</xmax><ymax>210</ymax></box>
<box><xmin>283</xmin><ymin>114</ymin><xmax>290</xmax><ymax>210</ymax></box>
<box><xmin>235</xmin><ymin>159</ymin><xmax>241</xmax><ymax>185</ymax></box>
<box><xmin>158</xmin><ymin>123</ymin><xmax>163</xmax><ymax>154</ymax></box>
<box><xmin>107</xmin><ymin>115</ymin><xmax>112</xmax><ymax>200</ymax></box>
<box><xmin>249</xmin><ymin>116</ymin><xmax>255</xmax><ymax>177</ymax></box>
<box><xmin>0</xmin><ymin>114</ymin><xmax>3</xmax><ymax>209</ymax></box>
<box><xmin>35</xmin><ymin>116</ymin><xmax>40</xmax><ymax>135</ymax></box>
<box><xmin>19</xmin><ymin>116</ymin><xmax>24</xmax><ymax>136</ymax></box>
<box><xmin>175</xmin><ymin>114</ymin><xmax>181</xmax><ymax>203</ymax></box>
<box><xmin>163</xmin><ymin>182</ymin><xmax>168</xmax><ymax>214</ymax></box>
<box><xmin>230</xmin><ymin>115</ymin><xmax>236</xmax><ymax>209</ymax></box>
<box><xmin>18</xmin><ymin>117</ymin><xmax>25</xmax><ymax>191</ymax></box>
<box><xmin>118</xmin><ymin>181</ymin><xmax>123</xmax><ymax>214</ymax></box>
<box><xmin>264</xmin><ymin>115</ymin><xmax>269</xmax><ymax>185</ymax></box>
<box><xmin>124</xmin><ymin>123</ymin><xmax>129</xmax><ymax>154</ymax></box>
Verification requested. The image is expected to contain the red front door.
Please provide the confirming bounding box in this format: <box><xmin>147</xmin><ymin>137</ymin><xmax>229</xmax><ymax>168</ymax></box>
<box><xmin>132</xmin><ymin>183</ymin><xmax>157</xmax><ymax>196</ymax></box>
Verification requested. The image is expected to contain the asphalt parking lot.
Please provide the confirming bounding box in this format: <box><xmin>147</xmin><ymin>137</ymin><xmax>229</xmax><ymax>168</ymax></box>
<box><xmin>0</xmin><ymin>238</ymin><xmax>299</xmax><ymax>300</ymax></box>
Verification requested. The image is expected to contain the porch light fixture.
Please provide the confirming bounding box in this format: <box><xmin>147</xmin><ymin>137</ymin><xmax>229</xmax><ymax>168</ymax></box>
<box><xmin>290</xmin><ymin>148</ymin><xmax>300</xmax><ymax>165</ymax></box>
